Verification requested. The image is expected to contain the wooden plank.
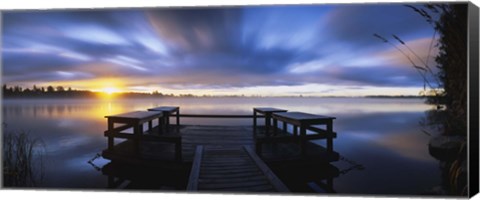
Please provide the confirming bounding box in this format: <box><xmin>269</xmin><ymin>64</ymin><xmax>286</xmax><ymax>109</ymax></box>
<box><xmin>200</xmin><ymin>161</ymin><xmax>254</xmax><ymax>167</ymax></box>
<box><xmin>253</xmin><ymin>107</ymin><xmax>288</xmax><ymax>114</ymax></box>
<box><xmin>243</xmin><ymin>145</ymin><xmax>290</xmax><ymax>192</ymax></box>
<box><xmin>187</xmin><ymin>145</ymin><xmax>203</xmax><ymax>191</ymax></box>
<box><xmin>214</xmin><ymin>184</ymin><xmax>275</xmax><ymax>192</ymax></box>
<box><xmin>198</xmin><ymin>175</ymin><xmax>267</xmax><ymax>184</ymax></box>
<box><xmin>199</xmin><ymin>171</ymin><xmax>264</xmax><ymax>179</ymax></box>
<box><xmin>202</xmin><ymin>158</ymin><xmax>251</xmax><ymax>163</ymax></box>
<box><xmin>105</xmin><ymin>111</ymin><xmax>163</xmax><ymax>124</ymax></box>
<box><xmin>147</xmin><ymin>106</ymin><xmax>179</xmax><ymax>113</ymax></box>
<box><xmin>256</xmin><ymin>134</ymin><xmax>334</xmax><ymax>143</ymax></box>
<box><xmin>272</xmin><ymin>112</ymin><xmax>335</xmax><ymax>126</ymax></box>
<box><xmin>199</xmin><ymin>179</ymin><xmax>271</xmax><ymax>189</ymax></box>
<box><xmin>104</xmin><ymin>124</ymin><xmax>132</xmax><ymax>135</ymax></box>
<box><xmin>200</xmin><ymin>167</ymin><xmax>261</xmax><ymax>174</ymax></box>
<box><xmin>307</xmin><ymin>126</ymin><xmax>337</xmax><ymax>138</ymax></box>
<box><xmin>104</xmin><ymin>132</ymin><xmax>136</xmax><ymax>139</ymax></box>
<box><xmin>201</xmin><ymin>165</ymin><xmax>258</xmax><ymax>171</ymax></box>
<box><xmin>104</xmin><ymin>133</ymin><xmax>181</xmax><ymax>143</ymax></box>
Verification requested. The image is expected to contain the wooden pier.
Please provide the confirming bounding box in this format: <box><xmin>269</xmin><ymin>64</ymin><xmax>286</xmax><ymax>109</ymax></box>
<box><xmin>102</xmin><ymin>124</ymin><xmax>338</xmax><ymax>164</ymax></box>
<box><xmin>101</xmin><ymin>107</ymin><xmax>339</xmax><ymax>192</ymax></box>
<box><xmin>187</xmin><ymin>145</ymin><xmax>289</xmax><ymax>192</ymax></box>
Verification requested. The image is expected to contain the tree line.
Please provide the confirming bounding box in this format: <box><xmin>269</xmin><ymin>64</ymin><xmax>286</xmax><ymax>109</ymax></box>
<box><xmin>1</xmin><ymin>84</ymin><xmax>171</xmax><ymax>98</ymax></box>
<box><xmin>3</xmin><ymin>84</ymin><xmax>94</xmax><ymax>98</ymax></box>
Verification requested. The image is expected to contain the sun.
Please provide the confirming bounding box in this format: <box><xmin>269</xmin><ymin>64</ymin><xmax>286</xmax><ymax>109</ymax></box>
<box><xmin>103</xmin><ymin>87</ymin><xmax>119</xmax><ymax>95</ymax></box>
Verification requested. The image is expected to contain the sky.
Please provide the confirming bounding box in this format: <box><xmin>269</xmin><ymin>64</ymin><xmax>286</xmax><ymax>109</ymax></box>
<box><xmin>1</xmin><ymin>4</ymin><xmax>440</xmax><ymax>96</ymax></box>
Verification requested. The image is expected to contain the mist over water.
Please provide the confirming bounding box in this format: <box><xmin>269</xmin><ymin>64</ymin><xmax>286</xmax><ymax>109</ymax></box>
<box><xmin>2</xmin><ymin>97</ymin><xmax>440</xmax><ymax>194</ymax></box>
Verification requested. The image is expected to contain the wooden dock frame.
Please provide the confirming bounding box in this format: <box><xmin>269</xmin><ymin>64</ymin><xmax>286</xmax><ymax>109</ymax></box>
<box><xmin>102</xmin><ymin>108</ymin><xmax>340</xmax><ymax>192</ymax></box>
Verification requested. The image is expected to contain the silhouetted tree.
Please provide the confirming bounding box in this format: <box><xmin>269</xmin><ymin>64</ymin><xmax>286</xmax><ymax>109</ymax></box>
<box><xmin>13</xmin><ymin>86</ymin><xmax>22</xmax><ymax>93</ymax></box>
<box><xmin>56</xmin><ymin>86</ymin><xmax>65</xmax><ymax>92</ymax></box>
<box><xmin>410</xmin><ymin>4</ymin><xmax>468</xmax><ymax>196</ymax></box>
<box><xmin>2</xmin><ymin>84</ymin><xmax>7</xmax><ymax>94</ymax></box>
<box><xmin>433</xmin><ymin>4</ymin><xmax>467</xmax><ymax>136</ymax></box>
<box><xmin>46</xmin><ymin>86</ymin><xmax>55</xmax><ymax>93</ymax></box>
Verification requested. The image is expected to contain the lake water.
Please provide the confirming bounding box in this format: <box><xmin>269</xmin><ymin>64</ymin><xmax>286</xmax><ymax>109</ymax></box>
<box><xmin>2</xmin><ymin>97</ymin><xmax>441</xmax><ymax>195</ymax></box>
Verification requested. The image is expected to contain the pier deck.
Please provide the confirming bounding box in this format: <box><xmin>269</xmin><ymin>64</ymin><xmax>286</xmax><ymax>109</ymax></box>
<box><xmin>102</xmin><ymin>125</ymin><xmax>339</xmax><ymax>165</ymax></box>
<box><xmin>101</xmin><ymin>109</ymin><xmax>340</xmax><ymax>192</ymax></box>
<box><xmin>187</xmin><ymin>145</ymin><xmax>289</xmax><ymax>192</ymax></box>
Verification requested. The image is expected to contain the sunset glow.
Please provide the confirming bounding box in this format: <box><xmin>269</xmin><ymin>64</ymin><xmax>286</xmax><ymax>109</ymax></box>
<box><xmin>102</xmin><ymin>87</ymin><xmax>120</xmax><ymax>95</ymax></box>
<box><xmin>2</xmin><ymin>4</ymin><xmax>439</xmax><ymax>96</ymax></box>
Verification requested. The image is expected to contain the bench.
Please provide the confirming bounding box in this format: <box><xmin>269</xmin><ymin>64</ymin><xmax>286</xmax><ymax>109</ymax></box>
<box><xmin>256</xmin><ymin>112</ymin><xmax>336</xmax><ymax>157</ymax></box>
<box><xmin>147</xmin><ymin>106</ymin><xmax>180</xmax><ymax>133</ymax></box>
<box><xmin>253</xmin><ymin>107</ymin><xmax>288</xmax><ymax>136</ymax></box>
<box><xmin>104</xmin><ymin>110</ymin><xmax>182</xmax><ymax>161</ymax></box>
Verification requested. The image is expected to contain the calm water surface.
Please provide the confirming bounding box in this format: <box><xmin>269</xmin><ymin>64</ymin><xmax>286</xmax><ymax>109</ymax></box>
<box><xmin>2</xmin><ymin>97</ymin><xmax>441</xmax><ymax>194</ymax></box>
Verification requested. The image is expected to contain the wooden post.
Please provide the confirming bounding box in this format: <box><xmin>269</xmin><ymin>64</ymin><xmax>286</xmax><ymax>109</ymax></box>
<box><xmin>186</xmin><ymin>146</ymin><xmax>203</xmax><ymax>191</ymax></box>
<box><xmin>293</xmin><ymin>125</ymin><xmax>298</xmax><ymax>136</ymax></box>
<box><xmin>272</xmin><ymin>118</ymin><xmax>278</xmax><ymax>137</ymax></box>
<box><xmin>253</xmin><ymin>110</ymin><xmax>257</xmax><ymax>136</ymax></box>
<box><xmin>327</xmin><ymin>120</ymin><xmax>333</xmax><ymax>153</ymax></box>
<box><xmin>265</xmin><ymin>113</ymin><xmax>270</xmax><ymax>135</ymax></box>
<box><xmin>158</xmin><ymin>117</ymin><xmax>163</xmax><ymax>134</ymax></box>
<box><xmin>283</xmin><ymin>121</ymin><xmax>287</xmax><ymax>132</ymax></box>
<box><xmin>300</xmin><ymin>126</ymin><xmax>307</xmax><ymax>156</ymax></box>
<box><xmin>107</xmin><ymin>118</ymin><xmax>114</xmax><ymax>151</ymax></box>
<box><xmin>148</xmin><ymin>120</ymin><xmax>152</xmax><ymax>131</ymax></box>
<box><xmin>166</xmin><ymin>112</ymin><xmax>170</xmax><ymax>132</ymax></box>
<box><xmin>176</xmin><ymin>110</ymin><xmax>180</xmax><ymax>133</ymax></box>
<box><xmin>134</xmin><ymin>123</ymin><xmax>142</xmax><ymax>155</ymax></box>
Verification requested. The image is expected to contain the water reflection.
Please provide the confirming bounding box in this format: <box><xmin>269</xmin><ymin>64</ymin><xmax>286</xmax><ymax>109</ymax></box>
<box><xmin>102</xmin><ymin>162</ymin><xmax>190</xmax><ymax>190</ymax></box>
<box><xmin>268</xmin><ymin>161</ymin><xmax>340</xmax><ymax>193</ymax></box>
<box><xmin>2</xmin><ymin>97</ymin><xmax>440</xmax><ymax>194</ymax></box>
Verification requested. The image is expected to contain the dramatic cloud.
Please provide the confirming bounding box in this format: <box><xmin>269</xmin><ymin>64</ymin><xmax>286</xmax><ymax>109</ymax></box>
<box><xmin>1</xmin><ymin>4</ymin><xmax>438</xmax><ymax>95</ymax></box>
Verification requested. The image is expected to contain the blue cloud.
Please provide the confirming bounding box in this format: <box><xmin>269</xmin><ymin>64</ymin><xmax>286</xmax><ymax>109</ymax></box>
<box><xmin>1</xmin><ymin>4</ymin><xmax>437</xmax><ymax>90</ymax></box>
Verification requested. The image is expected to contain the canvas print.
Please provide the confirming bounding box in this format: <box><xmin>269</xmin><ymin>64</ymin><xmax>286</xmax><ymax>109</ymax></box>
<box><xmin>1</xmin><ymin>2</ymin><xmax>477</xmax><ymax>197</ymax></box>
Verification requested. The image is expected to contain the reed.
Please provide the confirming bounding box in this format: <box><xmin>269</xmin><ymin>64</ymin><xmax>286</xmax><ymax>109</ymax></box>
<box><xmin>3</xmin><ymin>124</ymin><xmax>46</xmax><ymax>187</ymax></box>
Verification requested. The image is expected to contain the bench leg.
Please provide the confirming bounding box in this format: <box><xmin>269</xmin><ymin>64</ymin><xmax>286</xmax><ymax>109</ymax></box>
<box><xmin>158</xmin><ymin>117</ymin><xmax>163</xmax><ymax>134</ymax></box>
<box><xmin>327</xmin><ymin>121</ymin><xmax>333</xmax><ymax>153</ymax></box>
<box><xmin>265</xmin><ymin>114</ymin><xmax>270</xmax><ymax>135</ymax></box>
<box><xmin>134</xmin><ymin>124</ymin><xmax>143</xmax><ymax>155</ymax></box>
<box><xmin>300</xmin><ymin>126</ymin><xmax>306</xmax><ymax>156</ymax></box>
<box><xmin>108</xmin><ymin>136</ymin><xmax>114</xmax><ymax>151</ymax></box>
<box><xmin>164</xmin><ymin>112</ymin><xmax>170</xmax><ymax>132</ymax></box>
<box><xmin>107</xmin><ymin>119</ymin><xmax>114</xmax><ymax>150</ymax></box>
<box><xmin>176</xmin><ymin>111</ymin><xmax>180</xmax><ymax>133</ymax></box>
<box><xmin>253</xmin><ymin>111</ymin><xmax>257</xmax><ymax>136</ymax></box>
<box><xmin>272</xmin><ymin>118</ymin><xmax>277</xmax><ymax>136</ymax></box>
